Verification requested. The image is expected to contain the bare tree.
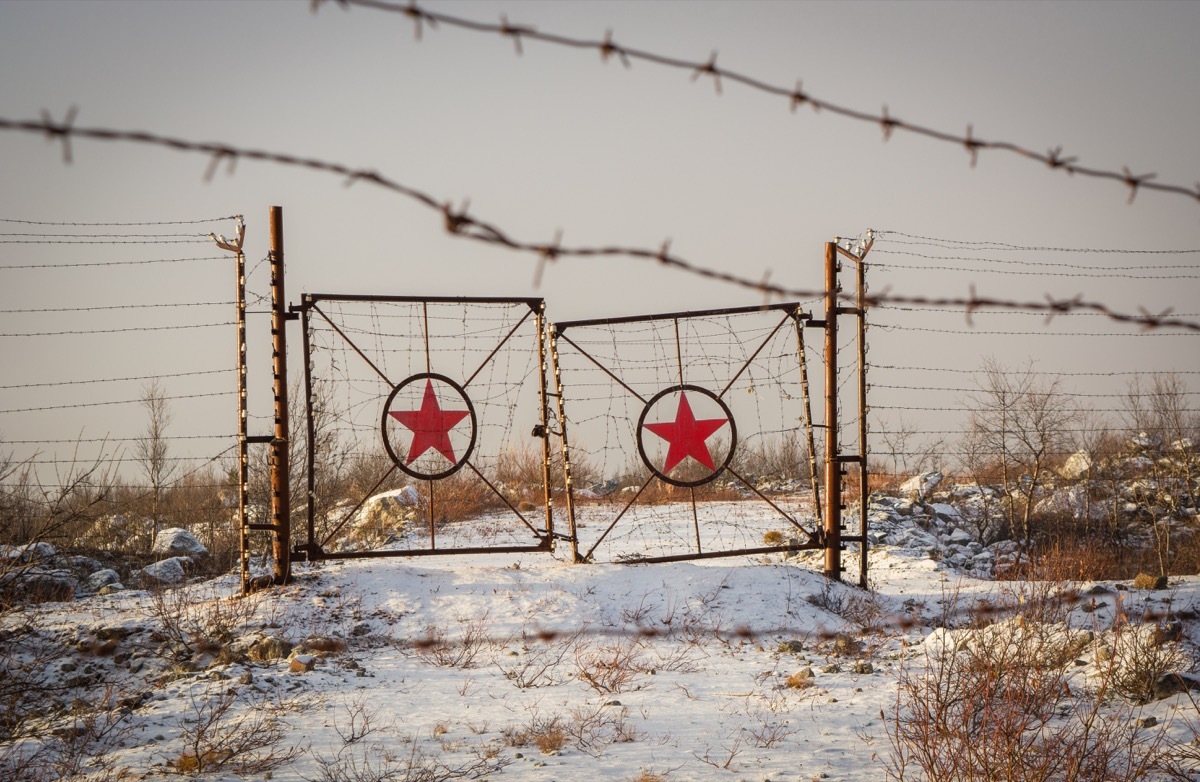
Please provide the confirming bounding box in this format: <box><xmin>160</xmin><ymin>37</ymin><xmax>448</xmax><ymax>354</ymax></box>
<box><xmin>1121</xmin><ymin>373</ymin><xmax>1199</xmax><ymax>575</ymax></box>
<box><xmin>964</xmin><ymin>359</ymin><xmax>1078</xmax><ymax>556</ymax></box>
<box><xmin>135</xmin><ymin>379</ymin><xmax>177</xmax><ymax>545</ymax></box>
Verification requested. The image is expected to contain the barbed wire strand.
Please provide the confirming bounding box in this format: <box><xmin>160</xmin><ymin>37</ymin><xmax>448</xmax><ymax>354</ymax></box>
<box><xmin>332</xmin><ymin>0</ymin><xmax>1200</xmax><ymax>209</ymax></box>
<box><xmin>1</xmin><ymin>116</ymin><xmax>1195</xmax><ymax>334</ymax></box>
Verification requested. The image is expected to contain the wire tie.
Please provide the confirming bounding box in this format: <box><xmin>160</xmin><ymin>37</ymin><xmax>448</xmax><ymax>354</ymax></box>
<box><xmin>41</xmin><ymin>106</ymin><xmax>77</xmax><ymax>164</ymax></box>
<box><xmin>963</xmin><ymin>124</ymin><xmax>980</xmax><ymax>168</ymax></box>
<box><xmin>500</xmin><ymin>15</ymin><xmax>532</xmax><ymax>55</ymax></box>
<box><xmin>1122</xmin><ymin>166</ymin><xmax>1156</xmax><ymax>204</ymax></box>
<box><xmin>789</xmin><ymin>80</ymin><xmax>808</xmax><ymax>112</ymax></box>
<box><xmin>691</xmin><ymin>51</ymin><xmax>722</xmax><ymax>94</ymax></box>
<box><xmin>880</xmin><ymin>105</ymin><xmax>896</xmax><ymax>142</ymax></box>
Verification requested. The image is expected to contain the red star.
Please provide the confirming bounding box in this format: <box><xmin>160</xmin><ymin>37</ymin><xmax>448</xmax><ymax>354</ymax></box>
<box><xmin>643</xmin><ymin>392</ymin><xmax>728</xmax><ymax>473</ymax></box>
<box><xmin>388</xmin><ymin>379</ymin><xmax>470</xmax><ymax>465</ymax></box>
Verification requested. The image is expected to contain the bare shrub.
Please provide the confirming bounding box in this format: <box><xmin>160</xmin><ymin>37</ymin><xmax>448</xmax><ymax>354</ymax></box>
<box><xmin>144</xmin><ymin>582</ymin><xmax>258</xmax><ymax>669</ymax></box>
<box><xmin>567</xmin><ymin>701</ymin><xmax>637</xmax><ymax>757</ymax></box>
<box><xmin>169</xmin><ymin>683</ymin><xmax>304</xmax><ymax>775</ymax></box>
<box><xmin>412</xmin><ymin>612</ymin><xmax>498</xmax><ymax>669</ymax></box>
<box><xmin>1106</xmin><ymin>617</ymin><xmax>1195</xmax><ymax>704</ymax></box>
<box><xmin>574</xmin><ymin>634</ymin><xmax>651</xmax><ymax>694</ymax></box>
<box><xmin>885</xmin><ymin>591</ymin><xmax>1174</xmax><ymax>781</ymax></box>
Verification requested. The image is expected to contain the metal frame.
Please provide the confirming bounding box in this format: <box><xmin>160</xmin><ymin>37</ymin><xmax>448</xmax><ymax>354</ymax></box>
<box><xmin>291</xmin><ymin>294</ymin><xmax>554</xmax><ymax>562</ymax></box>
<box><xmin>551</xmin><ymin>302</ymin><xmax>824</xmax><ymax>564</ymax></box>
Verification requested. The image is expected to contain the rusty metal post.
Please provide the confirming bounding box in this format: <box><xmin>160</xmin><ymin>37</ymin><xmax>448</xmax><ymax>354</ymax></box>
<box><xmin>269</xmin><ymin>206</ymin><xmax>291</xmax><ymax>584</ymax></box>
<box><xmin>855</xmin><ymin>254</ymin><xmax>870</xmax><ymax>588</ymax></box>
<box><xmin>823</xmin><ymin>241</ymin><xmax>841</xmax><ymax>581</ymax></box>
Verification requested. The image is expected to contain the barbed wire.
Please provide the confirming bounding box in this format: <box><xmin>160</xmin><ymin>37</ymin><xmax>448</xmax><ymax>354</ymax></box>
<box><xmin>871</xmin><ymin>262</ymin><xmax>1200</xmax><ymax>281</ymax></box>
<box><xmin>0</xmin><ymin>368</ymin><xmax>234</xmax><ymax>391</ymax></box>
<box><xmin>0</xmin><ymin>390</ymin><xmax>234</xmax><ymax>415</ymax></box>
<box><xmin>0</xmin><ymin>254</ymin><xmax>228</xmax><ymax>270</ymax></box>
<box><xmin>0</xmin><ymin>322</ymin><xmax>235</xmax><ymax>338</ymax></box>
<box><xmin>331</xmin><ymin>0</ymin><xmax>1200</xmax><ymax>209</ymax></box>
<box><xmin>1</xmin><ymin>116</ymin><xmax>1196</xmax><ymax>334</ymax></box>
<box><xmin>876</xmin><ymin>232</ymin><xmax>1200</xmax><ymax>254</ymax></box>
<box><xmin>0</xmin><ymin>300</ymin><xmax>234</xmax><ymax>315</ymax></box>
<box><xmin>872</xmin><ymin>323</ymin><xmax>1192</xmax><ymax>338</ymax></box>
<box><xmin>872</xmin><ymin>364</ymin><xmax>1200</xmax><ymax>378</ymax></box>
<box><xmin>0</xmin><ymin>216</ymin><xmax>239</xmax><ymax>226</ymax></box>
<box><xmin>1</xmin><ymin>434</ymin><xmax>234</xmax><ymax>445</ymax></box>
<box><xmin>871</xmin><ymin>382</ymin><xmax>1200</xmax><ymax>399</ymax></box>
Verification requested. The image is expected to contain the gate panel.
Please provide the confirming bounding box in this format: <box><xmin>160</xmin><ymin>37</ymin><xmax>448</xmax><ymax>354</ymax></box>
<box><xmin>551</xmin><ymin>303</ymin><xmax>823</xmax><ymax>563</ymax></box>
<box><xmin>294</xmin><ymin>295</ymin><xmax>553</xmax><ymax>560</ymax></box>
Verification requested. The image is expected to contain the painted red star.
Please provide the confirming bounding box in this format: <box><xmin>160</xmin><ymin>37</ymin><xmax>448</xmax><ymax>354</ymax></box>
<box><xmin>388</xmin><ymin>379</ymin><xmax>470</xmax><ymax>465</ymax></box>
<box><xmin>642</xmin><ymin>391</ymin><xmax>728</xmax><ymax>472</ymax></box>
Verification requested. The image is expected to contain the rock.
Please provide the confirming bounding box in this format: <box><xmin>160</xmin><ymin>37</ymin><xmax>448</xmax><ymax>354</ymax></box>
<box><xmin>140</xmin><ymin>557</ymin><xmax>191</xmax><ymax>585</ymax></box>
<box><xmin>832</xmin><ymin>634</ymin><xmax>863</xmax><ymax>657</ymax></box>
<box><xmin>289</xmin><ymin>654</ymin><xmax>318</xmax><ymax>673</ymax></box>
<box><xmin>1153</xmin><ymin>673</ymin><xmax>1200</xmax><ymax>701</ymax></box>
<box><xmin>1059</xmin><ymin>450</ymin><xmax>1093</xmax><ymax>480</ymax></box>
<box><xmin>1</xmin><ymin>567</ymin><xmax>78</xmax><ymax>603</ymax></box>
<box><xmin>2</xmin><ymin>541</ymin><xmax>56</xmax><ymax>562</ymax></box>
<box><xmin>900</xmin><ymin>471</ymin><xmax>942</xmax><ymax>502</ymax></box>
<box><xmin>1132</xmin><ymin>573</ymin><xmax>1168</xmax><ymax>591</ymax></box>
<box><xmin>247</xmin><ymin>635</ymin><xmax>294</xmax><ymax>662</ymax></box>
<box><xmin>84</xmin><ymin>569</ymin><xmax>122</xmax><ymax>592</ymax></box>
<box><xmin>152</xmin><ymin>528</ymin><xmax>208</xmax><ymax>558</ymax></box>
<box><xmin>777</xmin><ymin>640</ymin><xmax>804</xmax><ymax>654</ymax></box>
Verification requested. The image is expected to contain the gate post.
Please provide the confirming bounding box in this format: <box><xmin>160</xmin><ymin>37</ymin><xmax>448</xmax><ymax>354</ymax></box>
<box><xmin>269</xmin><ymin>206</ymin><xmax>291</xmax><ymax>584</ymax></box>
<box><xmin>822</xmin><ymin>241</ymin><xmax>842</xmax><ymax>581</ymax></box>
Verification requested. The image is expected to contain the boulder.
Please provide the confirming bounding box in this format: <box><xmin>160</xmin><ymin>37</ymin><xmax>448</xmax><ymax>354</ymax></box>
<box><xmin>900</xmin><ymin>471</ymin><xmax>942</xmax><ymax>503</ymax></box>
<box><xmin>152</xmin><ymin>528</ymin><xmax>208</xmax><ymax>558</ymax></box>
<box><xmin>84</xmin><ymin>569</ymin><xmax>122</xmax><ymax>592</ymax></box>
<box><xmin>0</xmin><ymin>567</ymin><xmax>78</xmax><ymax>603</ymax></box>
<box><xmin>141</xmin><ymin>557</ymin><xmax>191</xmax><ymax>585</ymax></box>
<box><xmin>2</xmin><ymin>541</ymin><xmax>56</xmax><ymax>562</ymax></box>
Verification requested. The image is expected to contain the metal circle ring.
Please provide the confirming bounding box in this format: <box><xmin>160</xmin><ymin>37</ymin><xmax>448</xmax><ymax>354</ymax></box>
<box><xmin>381</xmin><ymin>372</ymin><xmax>478</xmax><ymax>481</ymax></box>
<box><xmin>635</xmin><ymin>384</ymin><xmax>737</xmax><ymax>488</ymax></box>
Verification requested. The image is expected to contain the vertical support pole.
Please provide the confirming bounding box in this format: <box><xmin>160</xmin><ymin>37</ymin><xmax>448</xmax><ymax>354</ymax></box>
<box><xmin>547</xmin><ymin>325</ymin><xmax>580</xmax><ymax>562</ymax></box>
<box><xmin>269</xmin><ymin>206</ymin><xmax>291</xmax><ymax>585</ymax></box>
<box><xmin>855</xmin><ymin>256</ymin><xmax>870</xmax><ymax>589</ymax></box>
<box><xmin>300</xmin><ymin>297</ymin><xmax>316</xmax><ymax>555</ymax></box>
<box><xmin>534</xmin><ymin>303</ymin><xmax>555</xmax><ymax>545</ymax></box>
<box><xmin>235</xmin><ymin>241</ymin><xmax>249</xmax><ymax>594</ymax></box>
<box><xmin>792</xmin><ymin>311</ymin><xmax>822</xmax><ymax>530</ymax></box>
<box><xmin>823</xmin><ymin>241</ymin><xmax>841</xmax><ymax>581</ymax></box>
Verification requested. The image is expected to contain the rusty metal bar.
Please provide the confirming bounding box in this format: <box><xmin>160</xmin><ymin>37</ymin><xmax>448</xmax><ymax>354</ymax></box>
<box><xmin>301</xmin><ymin>301</ymin><xmax>317</xmax><ymax>554</ymax></box>
<box><xmin>234</xmin><ymin>234</ymin><xmax>249</xmax><ymax>594</ymax></box>
<box><xmin>535</xmin><ymin>303</ymin><xmax>555</xmax><ymax>544</ymax></box>
<box><xmin>621</xmin><ymin>541</ymin><xmax>822</xmax><ymax>565</ymax></box>
<box><xmin>555</xmin><ymin>301</ymin><xmax>798</xmax><ymax>332</ymax></box>
<box><xmin>823</xmin><ymin>241</ymin><xmax>841</xmax><ymax>581</ymax></box>
<box><xmin>269</xmin><ymin>206</ymin><xmax>291</xmax><ymax>585</ymax></box>
<box><xmin>309</xmin><ymin>301</ymin><xmax>393</xmax><ymax>386</ymax></box>
<box><xmin>463</xmin><ymin>307</ymin><xmax>534</xmax><ymax>388</ymax></box>
<box><xmin>717</xmin><ymin>310</ymin><xmax>793</xmax><ymax>401</ymax></box>
<box><xmin>317</xmin><ymin>463</ymin><xmax>398</xmax><ymax>550</ymax></box>
<box><xmin>464</xmin><ymin>461</ymin><xmax>544</xmax><ymax>538</ymax></box>
<box><xmin>582</xmin><ymin>472</ymin><xmax>656</xmax><ymax>563</ymax></box>
<box><xmin>547</xmin><ymin>324</ymin><xmax>580</xmax><ymax>561</ymax></box>
<box><xmin>554</xmin><ymin>331</ymin><xmax>647</xmax><ymax>405</ymax></box>
<box><xmin>302</xmin><ymin>542</ymin><xmax>552</xmax><ymax>561</ymax></box>
<box><xmin>793</xmin><ymin>311</ymin><xmax>823</xmax><ymax>531</ymax></box>
<box><xmin>302</xmin><ymin>293</ymin><xmax>544</xmax><ymax>308</ymax></box>
<box><xmin>724</xmin><ymin>465</ymin><xmax>817</xmax><ymax>540</ymax></box>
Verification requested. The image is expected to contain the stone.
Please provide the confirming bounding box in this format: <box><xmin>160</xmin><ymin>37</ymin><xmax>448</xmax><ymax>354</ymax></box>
<box><xmin>141</xmin><ymin>557</ymin><xmax>190</xmax><ymax>585</ymax></box>
<box><xmin>900</xmin><ymin>471</ymin><xmax>942</xmax><ymax>502</ymax></box>
<box><xmin>777</xmin><ymin>640</ymin><xmax>804</xmax><ymax>654</ymax></box>
<box><xmin>1132</xmin><ymin>573</ymin><xmax>1168</xmax><ymax>591</ymax></box>
<box><xmin>84</xmin><ymin>569</ymin><xmax>122</xmax><ymax>592</ymax></box>
<box><xmin>152</xmin><ymin>528</ymin><xmax>208</xmax><ymax>558</ymax></box>
<box><xmin>1</xmin><ymin>567</ymin><xmax>78</xmax><ymax>603</ymax></box>
<box><xmin>247</xmin><ymin>635</ymin><xmax>295</xmax><ymax>662</ymax></box>
<box><xmin>289</xmin><ymin>654</ymin><xmax>318</xmax><ymax>673</ymax></box>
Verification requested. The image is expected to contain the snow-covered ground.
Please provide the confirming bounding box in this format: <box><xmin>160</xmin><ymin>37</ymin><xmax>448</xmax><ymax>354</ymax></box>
<box><xmin>3</xmin><ymin>495</ymin><xmax>1199</xmax><ymax>781</ymax></box>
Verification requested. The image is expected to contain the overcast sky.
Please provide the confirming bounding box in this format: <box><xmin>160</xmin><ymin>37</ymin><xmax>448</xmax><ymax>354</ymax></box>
<box><xmin>1</xmin><ymin>0</ymin><xmax>1197</xmax><ymax>477</ymax></box>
